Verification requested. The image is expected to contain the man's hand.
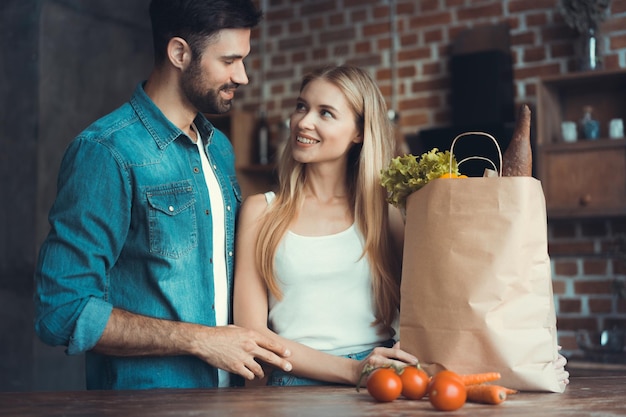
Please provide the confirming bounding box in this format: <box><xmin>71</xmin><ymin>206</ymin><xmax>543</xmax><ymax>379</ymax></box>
<box><xmin>189</xmin><ymin>325</ymin><xmax>292</xmax><ymax>381</ymax></box>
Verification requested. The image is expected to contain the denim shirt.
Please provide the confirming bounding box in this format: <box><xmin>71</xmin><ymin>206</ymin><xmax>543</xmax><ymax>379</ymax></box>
<box><xmin>34</xmin><ymin>83</ymin><xmax>242</xmax><ymax>389</ymax></box>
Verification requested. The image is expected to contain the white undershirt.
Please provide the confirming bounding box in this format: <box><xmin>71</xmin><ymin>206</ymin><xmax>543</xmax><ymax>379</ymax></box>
<box><xmin>194</xmin><ymin>125</ymin><xmax>229</xmax><ymax>387</ymax></box>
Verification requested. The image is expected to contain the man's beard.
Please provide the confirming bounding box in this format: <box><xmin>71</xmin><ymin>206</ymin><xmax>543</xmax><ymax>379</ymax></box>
<box><xmin>181</xmin><ymin>58</ymin><xmax>236</xmax><ymax>115</ymax></box>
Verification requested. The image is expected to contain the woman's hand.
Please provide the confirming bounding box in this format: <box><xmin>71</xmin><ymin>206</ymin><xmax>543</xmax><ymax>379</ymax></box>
<box><xmin>355</xmin><ymin>342</ymin><xmax>418</xmax><ymax>383</ymax></box>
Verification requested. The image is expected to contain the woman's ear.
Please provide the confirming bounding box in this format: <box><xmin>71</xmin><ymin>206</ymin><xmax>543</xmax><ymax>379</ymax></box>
<box><xmin>166</xmin><ymin>37</ymin><xmax>192</xmax><ymax>70</ymax></box>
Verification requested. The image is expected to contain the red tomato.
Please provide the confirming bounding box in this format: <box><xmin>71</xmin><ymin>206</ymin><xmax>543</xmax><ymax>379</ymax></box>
<box><xmin>399</xmin><ymin>366</ymin><xmax>430</xmax><ymax>400</ymax></box>
<box><xmin>366</xmin><ymin>368</ymin><xmax>402</xmax><ymax>402</ymax></box>
<box><xmin>427</xmin><ymin>370</ymin><xmax>467</xmax><ymax>411</ymax></box>
<box><xmin>430</xmin><ymin>370</ymin><xmax>463</xmax><ymax>385</ymax></box>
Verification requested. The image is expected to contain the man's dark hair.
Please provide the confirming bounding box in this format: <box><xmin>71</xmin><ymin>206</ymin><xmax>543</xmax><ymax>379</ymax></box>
<box><xmin>149</xmin><ymin>0</ymin><xmax>263</xmax><ymax>64</ymax></box>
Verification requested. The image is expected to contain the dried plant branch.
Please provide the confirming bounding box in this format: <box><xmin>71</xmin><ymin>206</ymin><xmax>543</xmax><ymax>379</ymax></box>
<box><xmin>557</xmin><ymin>0</ymin><xmax>611</xmax><ymax>33</ymax></box>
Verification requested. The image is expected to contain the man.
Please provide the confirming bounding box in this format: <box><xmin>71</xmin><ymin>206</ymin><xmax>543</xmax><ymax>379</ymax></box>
<box><xmin>34</xmin><ymin>0</ymin><xmax>292</xmax><ymax>390</ymax></box>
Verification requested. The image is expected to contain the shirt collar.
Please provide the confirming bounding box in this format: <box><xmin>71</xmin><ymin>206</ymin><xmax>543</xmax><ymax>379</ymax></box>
<box><xmin>130</xmin><ymin>82</ymin><xmax>215</xmax><ymax>150</ymax></box>
<box><xmin>193</xmin><ymin>113</ymin><xmax>215</xmax><ymax>146</ymax></box>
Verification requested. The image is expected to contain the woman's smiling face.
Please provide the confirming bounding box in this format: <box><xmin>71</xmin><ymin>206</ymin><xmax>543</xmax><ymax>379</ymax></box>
<box><xmin>289</xmin><ymin>78</ymin><xmax>362</xmax><ymax>166</ymax></box>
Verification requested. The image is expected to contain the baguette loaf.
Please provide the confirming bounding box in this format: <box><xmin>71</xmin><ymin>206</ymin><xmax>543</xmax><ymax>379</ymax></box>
<box><xmin>502</xmin><ymin>104</ymin><xmax>532</xmax><ymax>177</ymax></box>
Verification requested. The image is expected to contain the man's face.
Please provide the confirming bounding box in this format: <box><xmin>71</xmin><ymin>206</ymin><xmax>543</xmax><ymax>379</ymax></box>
<box><xmin>181</xmin><ymin>28</ymin><xmax>251</xmax><ymax>114</ymax></box>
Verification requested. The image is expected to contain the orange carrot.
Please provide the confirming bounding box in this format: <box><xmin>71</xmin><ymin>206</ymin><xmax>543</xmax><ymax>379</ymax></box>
<box><xmin>466</xmin><ymin>384</ymin><xmax>508</xmax><ymax>405</ymax></box>
<box><xmin>457</xmin><ymin>372</ymin><xmax>501</xmax><ymax>386</ymax></box>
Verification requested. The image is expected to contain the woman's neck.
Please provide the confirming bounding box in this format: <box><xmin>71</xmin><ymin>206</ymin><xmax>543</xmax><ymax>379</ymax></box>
<box><xmin>302</xmin><ymin>162</ymin><xmax>349</xmax><ymax>203</ymax></box>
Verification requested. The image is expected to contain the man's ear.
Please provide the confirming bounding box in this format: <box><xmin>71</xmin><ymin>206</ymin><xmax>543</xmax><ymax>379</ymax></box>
<box><xmin>167</xmin><ymin>37</ymin><xmax>192</xmax><ymax>70</ymax></box>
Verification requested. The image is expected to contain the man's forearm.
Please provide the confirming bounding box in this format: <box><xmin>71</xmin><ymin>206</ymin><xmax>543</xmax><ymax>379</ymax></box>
<box><xmin>92</xmin><ymin>308</ymin><xmax>199</xmax><ymax>357</ymax></box>
<box><xmin>91</xmin><ymin>307</ymin><xmax>294</xmax><ymax>381</ymax></box>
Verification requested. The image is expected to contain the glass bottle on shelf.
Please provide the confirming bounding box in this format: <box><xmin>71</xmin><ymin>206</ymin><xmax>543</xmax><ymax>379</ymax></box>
<box><xmin>256</xmin><ymin>111</ymin><xmax>269</xmax><ymax>165</ymax></box>
<box><xmin>580</xmin><ymin>105</ymin><xmax>599</xmax><ymax>140</ymax></box>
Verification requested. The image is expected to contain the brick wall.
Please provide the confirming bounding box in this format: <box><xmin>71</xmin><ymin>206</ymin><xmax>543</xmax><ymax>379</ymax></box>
<box><xmin>244</xmin><ymin>0</ymin><xmax>626</xmax><ymax>134</ymax></box>
<box><xmin>550</xmin><ymin>218</ymin><xmax>626</xmax><ymax>357</ymax></box>
<box><xmin>241</xmin><ymin>0</ymin><xmax>626</xmax><ymax>359</ymax></box>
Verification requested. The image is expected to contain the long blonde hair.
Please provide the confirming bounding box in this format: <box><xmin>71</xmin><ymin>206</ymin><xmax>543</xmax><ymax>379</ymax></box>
<box><xmin>255</xmin><ymin>66</ymin><xmax>401</xmax><ymax>336</ymax></box>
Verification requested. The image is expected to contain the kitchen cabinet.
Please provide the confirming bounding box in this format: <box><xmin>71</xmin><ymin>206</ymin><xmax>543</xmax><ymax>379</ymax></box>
<box><xmin>206</xmin><ymin>110</ymin><xmax>277</xmax><ymax>198</ymax></box>
<box><xmin>536</xmin><ymin>69</ymin><xmax>626</xmax><ymax>218</ymax></box>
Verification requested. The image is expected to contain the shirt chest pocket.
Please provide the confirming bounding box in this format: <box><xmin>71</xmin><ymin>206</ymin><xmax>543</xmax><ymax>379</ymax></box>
<box><xmin>146</xmin><ymin>182</ymin><xmax>197</xmax><ymax>259</ymax></box>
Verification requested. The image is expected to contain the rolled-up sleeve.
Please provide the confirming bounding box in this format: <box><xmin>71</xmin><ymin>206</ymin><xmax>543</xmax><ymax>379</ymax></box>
<box><xmin>34</xmin><ymin>137</ymin><xmax>130</xmax><ymax>354</ymax></box>
<box><xmin>67</xmin><ymin>297</ymin><xmax>113</xmax><ymax>354</ymax></box>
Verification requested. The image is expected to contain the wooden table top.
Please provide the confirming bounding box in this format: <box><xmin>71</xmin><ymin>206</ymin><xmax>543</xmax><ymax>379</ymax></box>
<box><xmin>1</xmin><ymin>376</ymin><xmax>624</xmax><ymax>417</ymax></box>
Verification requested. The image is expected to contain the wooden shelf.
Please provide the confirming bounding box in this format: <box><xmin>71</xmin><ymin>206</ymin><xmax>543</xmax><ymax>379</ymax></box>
<box><xmin>535</xmin><ymin>69</ymin><xmax>626</xmax><ymax>218</ymax></box>
<box><xmin>540</xmin><ymin>138</ymin><xmax>625</xmax><ymax>152</ymax></box>
<box><xmin>206</xmin><ymin>110</ymin><xmax>277</xmax><ymax>198</ymax></box>
<box><xmin>239</xmin><ymin>164</ymin><xmax>277</xmax><ymax>174</ymax></box>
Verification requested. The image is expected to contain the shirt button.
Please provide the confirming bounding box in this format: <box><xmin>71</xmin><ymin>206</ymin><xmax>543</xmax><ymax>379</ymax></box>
<box><xmin>193</xmin><ymin>167</ymin><xmax>200</xmax><ymax>173</ymax></box>
<box><xmin>226</xmin><ymin>205</ymin><xmax>231</xmax><ymax>211</ymax></box>
<box><xmin>228</xmin><ymin>251</ymin><xmax>233</xmax><ymax>257</ymax></box>
<box><xmin>205</xmin><ymin>209</ymin><xmax>209</xmax><ymax>215</ymax></box>
<box><xmin>213</xmin><ymin>165</ymin><xmax>217</xmax><ymax>169</ymax></box>
<box><xmin>168</xmin><ymin>206</ymin><xmax>174</xmax><ymax>212</ymax></box>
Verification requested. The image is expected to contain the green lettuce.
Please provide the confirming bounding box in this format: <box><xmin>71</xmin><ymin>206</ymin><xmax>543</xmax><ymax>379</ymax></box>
<box><xmin>380</xmin><ymin>148</ymin><xmax>459</xmax><ymax>209</ymax></box>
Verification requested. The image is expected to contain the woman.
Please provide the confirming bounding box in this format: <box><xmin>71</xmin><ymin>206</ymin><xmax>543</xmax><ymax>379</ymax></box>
<box><xmin>233</xmin><ymin>65</ymin><xmax>416</xmax><ymax>386</ymax></box>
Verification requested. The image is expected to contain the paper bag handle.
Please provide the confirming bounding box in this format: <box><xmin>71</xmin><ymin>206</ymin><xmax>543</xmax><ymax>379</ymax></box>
<box><xmin>449</xmin><ymin>131</ymin><xmax>503</xmax><ymax>177</ymax></box>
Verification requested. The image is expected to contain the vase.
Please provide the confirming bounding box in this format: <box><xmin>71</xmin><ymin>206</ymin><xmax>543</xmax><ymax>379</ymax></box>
<box><xmin>577</xmin><ymin>27</ymin><xmax>602</xmax><ymax>71</ymax></box>
<box><xmin>580</xmin><ymin>105</ymin><xmax>600</xmax><ymax>140</ymax></box>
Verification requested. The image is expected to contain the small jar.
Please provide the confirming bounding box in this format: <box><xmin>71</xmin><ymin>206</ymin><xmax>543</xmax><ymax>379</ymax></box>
<box><xmin>609</xmin><ymin>118</ymin><xmax>624</xmax><ymax>139</ymax></box>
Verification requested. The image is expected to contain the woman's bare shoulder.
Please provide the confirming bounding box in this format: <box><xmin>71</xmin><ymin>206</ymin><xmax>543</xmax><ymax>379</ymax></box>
<box><xmin>239</xmin><ymin>192</ymin><xmax>273</xmax><ymax>223</ymax></box>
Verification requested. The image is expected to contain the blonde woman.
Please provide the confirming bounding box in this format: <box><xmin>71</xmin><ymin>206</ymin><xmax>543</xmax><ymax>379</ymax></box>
<box><xmin>233</xmin><ymin>66</ymin><xmax>417</xmax><ymax>386</ymax></box>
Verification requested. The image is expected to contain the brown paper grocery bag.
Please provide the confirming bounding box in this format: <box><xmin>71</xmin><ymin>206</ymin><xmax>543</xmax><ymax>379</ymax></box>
<box><xmin>399</xmin><ymin>176</ymin><xmax>566</xmax><ymax>393</ymax></box>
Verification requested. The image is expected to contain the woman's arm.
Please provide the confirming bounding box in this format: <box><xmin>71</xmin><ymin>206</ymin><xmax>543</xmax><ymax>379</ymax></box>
<box><xmin>233</xmin><ymin>195</ymin><xmax>416</xmax><ymax>385</ymax></box>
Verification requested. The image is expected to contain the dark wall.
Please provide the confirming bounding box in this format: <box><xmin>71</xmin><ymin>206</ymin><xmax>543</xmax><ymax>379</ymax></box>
<box><xmin>0</xmin><ymin>0</ymin><xmax>40</xmax><ymax>393</ymax></box>
<box><xmin>1</xmin><ymin>0</ymin><xmax>152</xmax><ymax>391</ymax></box>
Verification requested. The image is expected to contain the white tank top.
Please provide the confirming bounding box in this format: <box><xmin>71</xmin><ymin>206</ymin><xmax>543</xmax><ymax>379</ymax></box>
<box><xmin>264</xmin><ymin>192</ymin><xmax>386</xmax><ymax>356</ymax></box>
